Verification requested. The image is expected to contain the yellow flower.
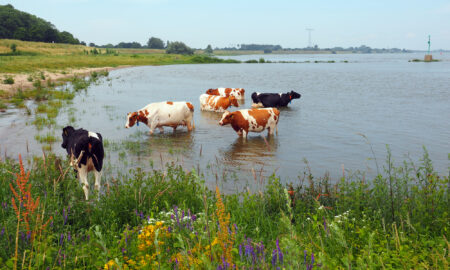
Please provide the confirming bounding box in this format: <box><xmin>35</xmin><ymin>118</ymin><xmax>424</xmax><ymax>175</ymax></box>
<box><xmin>104</xmin><ymin>259</ymin><xmax>117</xmax><ymax>270</ymax></box>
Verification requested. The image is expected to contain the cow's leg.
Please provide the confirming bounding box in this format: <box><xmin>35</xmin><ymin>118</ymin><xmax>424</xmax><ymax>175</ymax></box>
<box><xmin>276</xmin><ymin>125</ymin><xmax>278</xmax><ymax>135</ymax></box>
<box><xmin>149</xmin><ymin>121</ymin><xmax>158</xmax><ymax>135</ymax></box>
<box><xmin>159</xmin><ymin>127</ymin><xmax>164</xmax><ymax>133</ymax></box>
<box><xmin>172</xmin><ymin>126</ymin><xmax>177</xmax><ymax>133</ymax></box>
<box><xmin>242</xmin><ymin>130</ymin><xmax>248</xmax><ymax>139</ymax></box>
<box><xmin>78</xmin><ymin>166</ymin><xmax>89</xmax><ymax>200</ymax></box>
<box><xmin>186</xmin><ymin>119</ymin><xmax>193</xmax><ymax>131</ymax></box>
<box><xmin>94</xmin><ymin>170</ymin><xmax>102</xmax><ymax>194</ymax></box>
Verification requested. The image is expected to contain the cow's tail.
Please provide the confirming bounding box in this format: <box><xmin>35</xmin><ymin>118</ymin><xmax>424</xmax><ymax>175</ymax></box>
<box><xmin>87</xmin><ymin>137</ymin><xmax>104</xmax><ymax>172</ymax></box>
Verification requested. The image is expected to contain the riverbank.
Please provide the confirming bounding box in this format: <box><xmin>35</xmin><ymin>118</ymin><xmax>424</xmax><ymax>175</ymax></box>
<box><xmin>0</xmin><ymin>151</ymin><xmax>447</xmax><ymax>269</ymax></box>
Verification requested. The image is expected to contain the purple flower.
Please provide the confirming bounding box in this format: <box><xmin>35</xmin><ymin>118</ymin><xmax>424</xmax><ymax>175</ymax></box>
<box><xmin>191</xmin><ymin>214</ymin><xmax>197</xmax><ymax>222</ymax></box>
<box><xmin>311</xmin><ymin>252</ymin><xmax>314</xmax><ymax>265</ymax></box>
<box><xmin>168</xmin><ymin>226</ymin><xmax>172</xmax><ymax>233</ymax></box>
<box><xmin>239</xmin><ymin>244</ymin><xmax>243</xmax><ymax>259</ymax></box>
<box><xmin>68</xmin><ymin>231</ymin><xmax>71</xmax><ymax>242</ymax></box>
<box><xmin>59</xmin><ymin>233</ymin><xmax>64</xmax><ymax>245</ymax></box>
<box><xmin>26</xmin><ymin>231</ymin><xmax>31</xmax><ymax>242</ymax></box>
<box><xmin>304</xmin><ymin>250</ymin><xmax>307</xmax><ymax>265</ymax></box>
<box><xmin>0</xmin><ymin>227</ymin><xmax>4</xmax><ymax>237</ymax></box>
<box><xmin>233</xmin><ymin>223</ymin><xmax>238</xmax><ymax>232</ymax></box>
<box><xmin>271</xmin><ymin>249</ymin><xmax>277</xmax><ymax>266</ymax></box>
<box><xmin>63</xmin><ymin>208</ymin><xmax>68</xmax><ymax>225</ymax></box>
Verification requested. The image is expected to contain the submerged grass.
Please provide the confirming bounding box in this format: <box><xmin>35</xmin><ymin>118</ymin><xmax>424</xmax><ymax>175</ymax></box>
<box><xmin>0</xmin><ymin>149</ymin><xmax>447</xmax><ymax>269</ymax></box>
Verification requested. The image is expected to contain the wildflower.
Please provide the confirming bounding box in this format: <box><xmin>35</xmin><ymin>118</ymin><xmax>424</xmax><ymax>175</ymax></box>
<box><xmin>0</xmin><ymin>227</ymin><xmax>4</xmax><ymax>237</ymax></box>
<box><xmin>271</xmin><ymin>249</ymin><xmax>277</xmax><ymax>266</ymax></box>
<box><xmin>59</xmin><ymin>233</ymin><xmax>64</xmax><ymax>245</ymax></box>
<box><xmin>67</xmin><ymin>231</ymin><xmax>71</xmax><ymax>242</ymax></box>
<box><xmin>239</xmin><ymin>244</ymin><xmax>243</xmax><ymax>259</ymax></box>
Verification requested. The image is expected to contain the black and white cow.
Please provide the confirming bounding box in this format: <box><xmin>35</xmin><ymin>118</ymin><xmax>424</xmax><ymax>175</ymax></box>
<box><xmin>61</xmin><ymin>126</ymin><xmax>104</xmax><ymax>200</ymax></box>
<box><xmin>251</xmin><ymin>91</ymin><xmax>301</xmax><ymax>108</ymax></box>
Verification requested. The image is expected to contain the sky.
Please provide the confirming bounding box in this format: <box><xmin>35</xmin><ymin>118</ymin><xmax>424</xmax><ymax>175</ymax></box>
<box><xmin>3</xmin><ymin>0</ymin><xmax>450</xmax><ymax>50</ymax></box>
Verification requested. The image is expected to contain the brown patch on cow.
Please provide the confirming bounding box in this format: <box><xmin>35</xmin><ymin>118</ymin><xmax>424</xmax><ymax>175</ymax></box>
<box><xmin>186</xmin><ymin>102</ymin><xmax>194</xmax><ymax>111</ymax></box>
<box><xmin>213</xmin><ymin>96</ymin><xmax>233</xmax><ymax>110</ymax></box>
<box><xmin>86</xmin><ymin>158</ymin><xmax>95</xmax><ymax>172</ymax></box>
<box><xmin>127</xmin><ymin>112</ymin><xmax>138</xmax><ymax>127</ymax></box>
<box><xmin>229</xmin><ymin>111</ymin><xmax>249</xmax><ymax>134</ymax></box>
<box><xmin>239</xmin><ymin>88</ymin><xmax>245</xmax><ymax>94</ymax></box>
<box><xmin>144</xmin><ymin>110</ymin><xmax>149</xmax><ymax>116</ymax></box>
<box><xmin>167</xmin><ymin>101</ymin><xmax>173</xmax><ymax>105</ymax></box>
<box><xmin>248</xmin><ymin>109</ymin><xmax>272</xmax><ymax>128</ymax></box>
<box><xmin>229</xmin><ymin>96</ymin><xmax>239</xmax><ymax>107</ymax></box>
<box><xmin>137</xmin><ymin>110</ymin><xmax>148</xmax><ymax>125</ymax></box>
<box><xmin>206</xmin><ymin>88</ymin><xmax>219</xmax><ymax>95</ymax></box>
<box><xmin>224</xmin><ymin>88</ymin><xmax>232</xmax><ymax>96</ymax></box>
<box><xmin>272</xmin><ymin>108</ymin><xmax>280</xmax><ymax>123</ymax></box>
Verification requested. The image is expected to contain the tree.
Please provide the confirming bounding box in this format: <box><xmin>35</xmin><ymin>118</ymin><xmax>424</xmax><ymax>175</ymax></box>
<box><xmin>166</xmin><ymin>41</ymin><xmax>194</xmax><ymax>55</ymax></box>
<box><xmin>147</xmin><ymin>37</ymin><xmax>164</xmax><ymax>49</ymax></box>
<box><xmin>204</xmin><ymin>44</ymin><xmax>213</xmax><ymax>54</ymax></box>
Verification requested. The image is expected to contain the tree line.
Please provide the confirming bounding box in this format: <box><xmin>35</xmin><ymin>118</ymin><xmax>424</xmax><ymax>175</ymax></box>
<box><xmin>0</xmin><ymin>4</ymin><xmax>82</xmax><ymax>45</ymax></box>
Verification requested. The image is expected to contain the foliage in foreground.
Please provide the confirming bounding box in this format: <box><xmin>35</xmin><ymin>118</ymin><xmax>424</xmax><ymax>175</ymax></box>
<box><xmin>0</xmin><ymin>150</ymin><xmax>448</xmax><ymax>269</ymax></box>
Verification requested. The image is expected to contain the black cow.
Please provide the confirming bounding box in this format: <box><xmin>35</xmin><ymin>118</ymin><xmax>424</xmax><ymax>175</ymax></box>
<box><xmin>61</xmin><ymin>126</ymin><xmax>104</xmax><ymax>200</ymax></box>
<box><xmin>251</xmin><ymin>91</ymin><xmax>301</xmax><ymax>107</ymax></box>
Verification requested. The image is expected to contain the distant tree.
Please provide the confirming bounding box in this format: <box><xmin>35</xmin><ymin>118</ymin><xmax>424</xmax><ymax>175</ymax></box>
<box><xmin>10</xmin><ymin>43</ymin><xmax>17</xmax><ymax>53</ymax></box>
<box><xmin>204</xmin><ymin>44</ymin><xmax>213</xmax><ymax>54</ymax></box>
<box><xmin>89</xmin><ymin>42</ymin><xmax>96</xmax><ymax>47</ymax></box>
<box><xmin>147</xmin><ymin>37</ymin><xmax>164</xmax><ymax>49</ymax></box>
<box><xmin>166</xmin><ymin>41</ymin><xmax>194</xmax><ymax>55</ymax></box>
<box><xmin>115</xmin><ymin>42</ymin><xmax>142</xmax><ymax>48</ymax></box>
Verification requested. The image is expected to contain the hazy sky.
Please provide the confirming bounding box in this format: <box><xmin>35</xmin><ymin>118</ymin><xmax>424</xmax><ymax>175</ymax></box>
<box><xmin>4</xmin><ymin>0</ymin><xmax>450</xmax><ymax>50</ymax></box>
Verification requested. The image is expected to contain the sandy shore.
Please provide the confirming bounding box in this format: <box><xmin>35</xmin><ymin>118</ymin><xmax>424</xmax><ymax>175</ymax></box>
<box><xmin>0</xmin><ymin>66</ymin><xmax>130</xmax><ymax>95</ymax></box>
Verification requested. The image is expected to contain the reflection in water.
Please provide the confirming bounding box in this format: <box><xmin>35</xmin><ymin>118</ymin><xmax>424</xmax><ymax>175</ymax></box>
<box><xmin>220</xmin><ymin>136</ymin><xmax>279</xmax><ymax>168</ymax></box>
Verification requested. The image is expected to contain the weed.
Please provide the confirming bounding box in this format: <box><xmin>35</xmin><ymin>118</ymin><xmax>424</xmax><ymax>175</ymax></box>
<box><xmin>3</xmin><ymin>76</ymin><xmax>14</xmax><ymax>84</ymax></box>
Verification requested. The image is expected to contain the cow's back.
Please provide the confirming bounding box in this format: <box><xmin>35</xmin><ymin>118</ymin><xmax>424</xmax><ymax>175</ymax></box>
<box><xmin>240</xmin><ymin>108</ymin><xmax>279</xmax><ymax>132</ymax></box>
<box><xmin>149</xmin><ymin>101</ymin><xmax>193</xmax><ymax>125</ymax></box>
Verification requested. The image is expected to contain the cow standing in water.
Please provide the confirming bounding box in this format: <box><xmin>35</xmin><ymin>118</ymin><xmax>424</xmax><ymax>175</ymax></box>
<box><xmin>251</xmin><ymin>91</ymin><xmax>301</xmax><ymax>108</ymax></box>
<box><xmin>199</xmin><ymin>94</ymin><xmax>239</xmax><ymax>112</ymax></box>
<box><xmin>125</xmin><ymin>101</ymin><xmax>195</xmax><ymax>134</ymax></box>
<box><xmin>219</xmin><ymin>108</ymin><xmax>280</xmax><ymax>138</ymax></box>
<box><xmin>206</xmin><ymin>88</ymin><xmax>245</xmax><ymax>100</ymax></box>
<box><xmin>61</xmin><ymin>126</ymin><xmax>104</xmax><ymax>200</ymax></box>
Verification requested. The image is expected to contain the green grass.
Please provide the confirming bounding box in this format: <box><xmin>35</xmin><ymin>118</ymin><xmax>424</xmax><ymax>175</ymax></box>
<box><xmin>0</xmin><ymin>149</ymin><xmax>447</xmax><ymax>269</ymax></box>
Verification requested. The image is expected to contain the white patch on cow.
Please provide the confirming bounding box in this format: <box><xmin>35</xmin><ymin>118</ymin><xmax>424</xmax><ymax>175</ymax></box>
<box><xmin>240</xmin><ymin>110</ymin><xmax>265</xmax><ymax>132</ymax></box>
<box><xmin>279</xmin><ymin>93</ymin><xmax>282</xmax><ymax>97</ymax></box>
<box><xmin>129</xmin><ymin>102</ymin><xmax>194</xmax><ymax>134</ymax></box>
<box><xmin>88</xmin><ymin>131</ymin><xmax>99</xmax><ymax>139</ymax></box>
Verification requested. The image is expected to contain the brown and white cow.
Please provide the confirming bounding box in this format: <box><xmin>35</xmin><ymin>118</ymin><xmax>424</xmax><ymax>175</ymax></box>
<box><xmin>219</xmin><ymin>108</ymin><xmax>280</xmax><ymax>138</ymax></box>
<box><xmin>199</xmin><ymin>94</ymin><xmax>239</xmax><ymax>112</ymax></box>
<box><xmin>125</xmin><ymin>101</ymin><xmax>195</xmax><ymax>134</ymax></box>
<box><xmin>205</xmin><ymin>88</ymin><xmax>245</xmax><ymax>100</ymax></box>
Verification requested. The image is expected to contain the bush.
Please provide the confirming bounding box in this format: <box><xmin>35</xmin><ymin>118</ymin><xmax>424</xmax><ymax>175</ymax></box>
<box><xmin>3</xmin><ymin>76</ymin><xmax>14</xmax><ymax>84</ymax></box>
<box><xmin>166</xmin><ymin>41</ymin><xmax>194</xmax><ymax>55</ymax></box>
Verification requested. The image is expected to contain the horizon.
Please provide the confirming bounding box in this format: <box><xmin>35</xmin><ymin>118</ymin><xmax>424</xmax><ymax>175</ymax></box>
<box><xmin>2</xmin><ymin>0</ymin><xmax>450</xmax><ymax>51</ymax></box>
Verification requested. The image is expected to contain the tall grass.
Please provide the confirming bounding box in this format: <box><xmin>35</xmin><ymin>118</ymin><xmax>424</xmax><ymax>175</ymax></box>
<box><xmin>0</xmin><ymin>149</ymin><xmax>447</xmax><ymax>269</ymax></box>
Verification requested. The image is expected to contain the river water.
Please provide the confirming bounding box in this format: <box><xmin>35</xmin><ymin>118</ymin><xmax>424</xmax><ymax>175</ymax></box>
<box><xmin>1</xmin><ymin>53</ymin><xmax>449</xmax><ymax>190</ymax></box>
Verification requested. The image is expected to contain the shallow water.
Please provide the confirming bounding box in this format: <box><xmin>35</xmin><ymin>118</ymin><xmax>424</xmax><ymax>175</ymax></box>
<box><xmin>1</xmin><ymin>53</ymin><xmax>449</xmax><ymax>190</ymax></box>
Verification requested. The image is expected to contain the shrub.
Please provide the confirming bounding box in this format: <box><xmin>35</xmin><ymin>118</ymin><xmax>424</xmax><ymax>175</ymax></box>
<box><xmin>166</xmin><ymin>41</ymin><xmax>194</xmax><ymax>55</ymax></box>
<box><xmin>3</xmin><ymin>76</ymin><xmax>14</xmax><ymax>84</ymax></box>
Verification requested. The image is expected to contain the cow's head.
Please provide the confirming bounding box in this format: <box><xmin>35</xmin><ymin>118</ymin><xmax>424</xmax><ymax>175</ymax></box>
<box><xmin>289</xmin><ymin>91</ymin><xmax>301</xmax><ymax>99</ymax></box>
<box><xmin>219</xmin><ymin>111</ymin><xmax>234</xmax><ymax>126</ymax></box>
<box><xmin>229</xmin><ymin>96</ymin><xmax>239</xmax><ymax>107</ymax></box>
<box><xmin>61</xmin><ymin>126</ymin><xmax>75</xmax><ymax>148</ymax></box>
<box><xmin>125</xmin><ymin>112</ymin><xmax>138</xmax><ymax>128</ymax></box>
<box><xmin>251</xmin><ymin>92</ymin><xmax>259</xmax><ymax>103</ymax></box>
<box><xmin>206</xmin><ymin>88</ymin><xmax>217</xmax><ymax>95</ymax></box>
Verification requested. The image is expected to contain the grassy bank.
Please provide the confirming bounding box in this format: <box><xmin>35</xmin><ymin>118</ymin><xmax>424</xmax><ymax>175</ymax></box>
<box><xmin>0</xmin><ymin>149</ymin><xmax>448</xmax><ymax>269</ymax></box>
<box><xmin>0</xmin><ymin>39</ymin><xmax>239</xmax><ymax>98</ymax></box>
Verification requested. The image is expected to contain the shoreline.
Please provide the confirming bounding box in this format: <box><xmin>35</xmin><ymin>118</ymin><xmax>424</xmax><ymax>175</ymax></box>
<box><xmin>0</xmin><ymin>65</ymin><xmax>131</xmax><ymax>95</ymax></box>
